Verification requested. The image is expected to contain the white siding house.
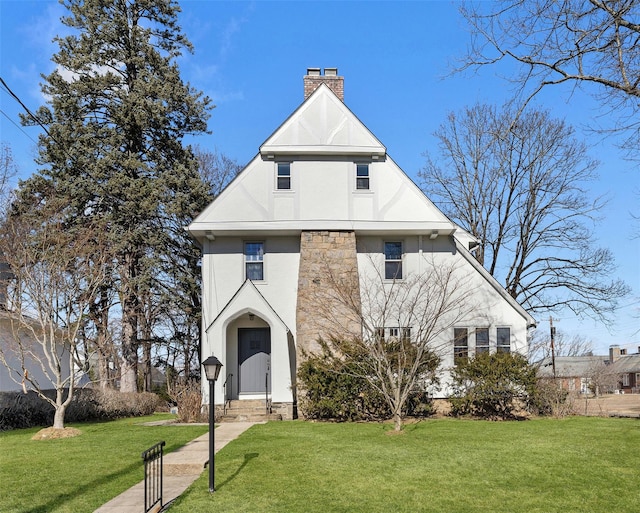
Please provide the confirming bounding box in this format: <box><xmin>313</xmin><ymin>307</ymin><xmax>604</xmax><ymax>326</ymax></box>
<box><xmin>188</xmin><ymin>68</ymin><xmax>535</xmax><ymax>419</ymax></box>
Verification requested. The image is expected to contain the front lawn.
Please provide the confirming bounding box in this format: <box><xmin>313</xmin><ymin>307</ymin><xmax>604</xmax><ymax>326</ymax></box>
<box><xmin>169</xmin><ymin>417</ymin><xmax>640</xmax><ymax>513</ymax></box>
<box><xmin>0</xmin><ymin>414</ymin><xmax>209</xmax><ymax>513</ymax></box>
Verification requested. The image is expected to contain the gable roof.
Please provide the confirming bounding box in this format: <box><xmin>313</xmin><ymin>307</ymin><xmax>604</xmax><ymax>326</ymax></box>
<box><xmin>189</xmin><ymin>83</ymin><xmax>463</xmax><ymax>239</ymax></box>
<box><xmin>537</xmin><ymin>356</ymin><xmax>608</xmax><ymax>378</ymax></box>
<box><xmin>205</xmin><ymin>279</ymin><xmax>290</xmax><ymax>334</ymax></box>
<box><xmin>260</xmin><ymin>83</ymin><xmax>386</xmax><ymax>158</ymax></box>
<box><xmin>453</xmin><ymin>237</ymin><xmax>536</xmax><ymax>328</ymax></box>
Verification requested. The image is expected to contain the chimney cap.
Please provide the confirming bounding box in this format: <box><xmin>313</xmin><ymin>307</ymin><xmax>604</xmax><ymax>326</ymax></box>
<box><xmin>324</xmin><ymin>67</ymin><xmax>338</xmax><ymax>76</ymax></box>
<box><xmin>307</xmin><ymin>68</ymin><xmax>321</xmax><ymax>76</ymax></box>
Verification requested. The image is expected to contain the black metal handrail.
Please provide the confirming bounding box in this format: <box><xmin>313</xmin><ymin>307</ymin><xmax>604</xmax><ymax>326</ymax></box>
<box><xmin>142</xmin><ymin>441</ymin><xmax>165</xmax><ymax>513</ymax></box>
<box><xmin>223</xmin><ymin>373</ymin><xmax>233</xmax><ymax>415</ymax></box>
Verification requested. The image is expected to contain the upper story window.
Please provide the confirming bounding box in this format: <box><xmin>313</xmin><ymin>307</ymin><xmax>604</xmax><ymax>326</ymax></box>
<box><xmin>384</xmin><ymin>241</ymin><xmax>403</xmax><ymax>280</ymax></box>
<box><xmin>244</xmin><ymin>242</ymin><xmax>264</xmax><ymax>281</ymax></box>
<box><xmin>475</xmin><ymin>328</ymin><xmax>489</xmax><ymax>355</ymax></box>
<box><xmin>276</xmin><ymin>162</ymin><xmax>291</xmax><ymax>190</ymax></box>
<box><xmin>356</xmin><ymin>163</ymin><xmax>369</xmax><ymax>190</ymax></box>
<box><xmin>454</xmin><ymin>327</ymin><xmax>468</xmax><ymax>363</ymax></box>
<box><xmin>497</xmin><ymin>327</ymin><xmax>511</xmax><ymax>353</ymax></box>
<box><xmin>375</xmin><ymin>327</ymin><xmax>412</xmax><ymax>342</ymax></box>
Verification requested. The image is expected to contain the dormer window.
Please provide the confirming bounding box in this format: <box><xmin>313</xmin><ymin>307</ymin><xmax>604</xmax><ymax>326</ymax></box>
<box><xmin>277</xmin><ymin>162</ymin><xmax>291</xmax><ymax>190</ymax></box>
<box><xmin>356</xmin><ymin>163</ymin><xmax>369</xmax><ymax>190</ymax></box>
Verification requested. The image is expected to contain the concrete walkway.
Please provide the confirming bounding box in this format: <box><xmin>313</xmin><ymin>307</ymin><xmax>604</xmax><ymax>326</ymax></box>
<box><xmin>94</xmin><ymin>422</ymin><xmax>258</xmax><ymax>513</ymax></box>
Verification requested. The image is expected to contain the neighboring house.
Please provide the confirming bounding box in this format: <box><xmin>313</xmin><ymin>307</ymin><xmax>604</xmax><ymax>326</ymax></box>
<box><xmin>188</xmin><ymin>68</ymin><xmax>536</xmax><ymax>419</ymax></box>
<box><xmin>609</xmin><ymin>345</ymin><xmax>640</xmax><ymax>393</ymax></box>
<box><xmin>0</xmin><ymin>311</ymin><xmax>72</xmax><ymax>394</ymax></box>
<box><xmin>537</xmin><ymin>355</ymin><xmax>609</xmax><ymax>394</ymax></box>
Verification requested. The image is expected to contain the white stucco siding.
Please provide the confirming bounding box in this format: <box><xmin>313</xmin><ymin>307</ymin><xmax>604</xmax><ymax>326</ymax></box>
<box><xmin>203</xmin><ymin>236</ymin><xmax>300</xmax><ymax>332</ymax></box>
<box><xmin>354</xmin><ymin>234</ymin><xmax>530</xmax><ymax>361</ymax></box>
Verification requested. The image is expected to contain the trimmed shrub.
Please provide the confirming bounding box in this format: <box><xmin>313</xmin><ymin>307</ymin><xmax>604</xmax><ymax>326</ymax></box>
<box><xmin>0</xmin><ymin>389</ymin><xmax>162</xmax><ymax>430</ymax></box>
<box><xmin>450</xmin><ymin>352</ymin><xmax>537</xmax><ymax>420</ymax></box>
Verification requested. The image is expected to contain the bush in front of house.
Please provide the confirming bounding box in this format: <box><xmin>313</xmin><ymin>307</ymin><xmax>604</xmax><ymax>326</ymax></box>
<box><xmin>0</xmin><ymin>389</ymin><xmax>162</xmax><ymax>430</ymax></box>
<box><xmin>297</xmin><ymin>340</ymin><xmax>434</xmax><ymax>422</ymax></box>
<box><xmin>449</xmin><ymin>352</ymin><xmax>538</xmax><ymax>420</ymax></box>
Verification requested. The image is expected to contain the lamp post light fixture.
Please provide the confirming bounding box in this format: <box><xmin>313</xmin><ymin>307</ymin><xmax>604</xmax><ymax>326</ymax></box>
<box><xmin>202</xmin><ymin>355</ymin><xmax>223</xmax><ymax>493</ymax></box>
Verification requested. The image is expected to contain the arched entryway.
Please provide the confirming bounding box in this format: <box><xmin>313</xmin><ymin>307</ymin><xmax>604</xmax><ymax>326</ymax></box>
<box><xmin>237</xmin><ymin>327</ymin><xmax>271</xmax><ymax>395</ymax></box>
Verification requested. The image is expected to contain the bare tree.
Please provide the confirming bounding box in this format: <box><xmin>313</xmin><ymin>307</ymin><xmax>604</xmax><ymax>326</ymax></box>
<box><xmin>311</xmin><ymin>255</ymin><xmax>471</xmax><ymax>431</ymax></box>
<box><xmin>194</xmin><ymin>146</ymin><xmax>242</xmax><ymax>198</ymax></box>
<box><xmin>419</xmin><ymin>104</ymin><xmax>629</xmax><ymax>322</ymax></box>
<box><xmin>529</xmin><ymin>329</ymin><xmax>594</xmax><ymax>362</ymax></box>
<box><xmin>0</xmin><ymin>143</ymin><xmax>17</xmax><ymax>220</ymax></box>
<box><xmin>0</xmin><ymin>212</ymin><xmax>107</xmax><ymax>429</ymax></box>
<box><xmin>458</xmin><ymin>0</ymin><xmax>640</xmax><ymax>155</ymax></box>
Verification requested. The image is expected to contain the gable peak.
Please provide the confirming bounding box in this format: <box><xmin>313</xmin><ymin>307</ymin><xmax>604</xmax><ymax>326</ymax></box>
<box><xmin>304</xmin><ymin>67</ymin><xmax>344</xmax><ymax>102</ymax></box>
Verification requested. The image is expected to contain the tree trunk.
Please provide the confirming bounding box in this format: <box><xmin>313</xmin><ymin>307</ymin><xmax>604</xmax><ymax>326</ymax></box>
<box><xmin>393</xmin><ymin>411</ymin><xmax>403</xmax><ymax>432</ymax></box>
<box><xmin>52</xmin><ymin>406</ymin><xmax>67</xmax><ymax>429</ymax></box>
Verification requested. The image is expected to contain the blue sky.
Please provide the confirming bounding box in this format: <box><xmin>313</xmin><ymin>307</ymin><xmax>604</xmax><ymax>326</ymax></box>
<box><xmin>1</xmin><ymin>0</ymin><xmax>638</xmax><ymax>355</ymax></box>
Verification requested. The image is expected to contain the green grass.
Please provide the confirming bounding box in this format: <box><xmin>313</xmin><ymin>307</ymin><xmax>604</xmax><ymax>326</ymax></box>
<box><xmin>169</xmin><ymin>417</ymin><xmax>640</xmax><ymax>513</ymax></box>
<box><xmin>0</xmin><ymin>414</ymin><xmax>209</xmax><ymax>513</ymax></box>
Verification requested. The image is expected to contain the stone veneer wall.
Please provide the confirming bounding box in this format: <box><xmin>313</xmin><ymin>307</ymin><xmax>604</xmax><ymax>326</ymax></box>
<box><xmin>296</xmin><ymin>231</ymin><xmax>361</xmax><ymax>361</ymax></box>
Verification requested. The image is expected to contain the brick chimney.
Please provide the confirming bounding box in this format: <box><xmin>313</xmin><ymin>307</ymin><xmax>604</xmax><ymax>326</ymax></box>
<box><xmin>303</xmin><ymin>67</ymin><xmax>344</xmax><ymax>101</ymax></box>
<box><xmin>609</xmin><ymin>344</ymin><xmax>621</xmax><ymax>363</ymax></box>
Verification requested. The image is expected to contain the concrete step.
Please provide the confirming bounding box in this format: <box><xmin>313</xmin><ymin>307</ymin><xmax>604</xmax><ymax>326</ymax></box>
<box><xmin>220</xmin><ymin>412</ymin><xmax>282</xmax><ymax>422</ymax></box>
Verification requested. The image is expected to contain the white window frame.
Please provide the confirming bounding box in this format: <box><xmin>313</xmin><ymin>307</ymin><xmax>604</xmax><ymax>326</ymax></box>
<box><xmin>454</xmin><ymin>327</ymin><xmax>469</xmax><ymax>363</ymax></box>
<box><xmin>384</xmin><ymin>241</ymin><xmax>403</xmax><ymax>280</ymax></box>
<box><xmin>244</xmin><ymin>241</ymin><xmax>264</xmax><ymax>281</ymax></box>
<box><xmin>276</xmin><ymin>162</ymin><xmax>291</xmax><ymax>190</ymax></box>
<box><xmin>475</xmin><ymin>327</ymin><xmax>489</xmax><ymax>355</ymax></box>
<box><xmin>356</xmin><ymin>163</ymin><xmax>370</xmax><ymax>190</ymax></box>
<box><xmin>497</xmin><ymin>327</ymin><xmax>511</xmax><ymax>353</ymax></box>
<box><xmin>622</xmin><ymin>373</ymin><xmax>630</xmax><ymax>387</ymax></box>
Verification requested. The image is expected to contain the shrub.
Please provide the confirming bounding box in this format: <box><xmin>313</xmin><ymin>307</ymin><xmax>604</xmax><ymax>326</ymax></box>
<box><xmin>297</xmin><ymin>340</ymin><xmax>435</xmax><ymax>422</ymax></box>
<box><xmin>168</xmin><ymin>380</ymin><xmax>206</xmax><ymax>423</ymax></box>
<box><xmin>530</xmin><ymin>378</ymin><xmax>572</xmax><ymax>417</ymax></box>
<box><xmin>0</xmin><ymin>389</ymin><xmax>162</xmax><ymax>430</ymax></box>
<box><xmin>450</xmin><ymin>352</ymin><xmax>537</xmax><ymax>420</ymax></box>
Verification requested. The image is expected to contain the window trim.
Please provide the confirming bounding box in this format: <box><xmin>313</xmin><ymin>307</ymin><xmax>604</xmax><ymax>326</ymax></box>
<box><xmin>496</xmin><ymin>327</ymin><xmax>511</xmax><ymax>353</ymax></box>
<box><xmin>276</xmin><ymin>162</ymin><xmax>291</xmax><ymax>190</ymax></box>
<box><xmin>475</xmin><ymin>327</ymin><xmax>489</xmax><ymax>355</ymax></box>
<box><xmin>384</xmin><ymin>241</ymin><xmax>403</xmax><ymax>281</ymax></box>
<box><xmin>356</xmin><ymin>163</ymin><xmax>370</xmax><ymax>190</ymax></box>
<box><xmin>622</xmin><ymin>373</ymin><xmax>630</xmax><ymax>387</ymax></box>
<box><xmin>244</xmin><ymin>241</ymin><xmax>265</xmax><ymax>281</ymax></box>
<box><xmin>453</xmin><ymin>327</ymin><xmax>469</xmax><ymax>363</ymax></box>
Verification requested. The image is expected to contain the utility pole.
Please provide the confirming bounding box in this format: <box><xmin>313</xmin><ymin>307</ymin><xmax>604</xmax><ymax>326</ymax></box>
<box><xmin>549</xmin><ymin>316</ymin><xmax>556</xmax><ymax>379</ymax></box>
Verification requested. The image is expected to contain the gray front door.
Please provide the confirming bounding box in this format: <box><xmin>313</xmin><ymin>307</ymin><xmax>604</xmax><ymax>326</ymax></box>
<box><xmin>238</xmin><ymin>328</ymin><xmax>271</xmax><ymax>394</ymax></box>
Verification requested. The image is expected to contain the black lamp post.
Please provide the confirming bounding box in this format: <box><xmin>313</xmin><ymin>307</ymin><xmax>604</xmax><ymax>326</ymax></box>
<box><xmin>202</xmin><ymin>355</ymin><xmax>223</xmax><ymax>493</ymax></box>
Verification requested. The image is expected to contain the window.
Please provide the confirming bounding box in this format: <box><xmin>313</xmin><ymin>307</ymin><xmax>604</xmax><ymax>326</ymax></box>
<box><xmin>454</xmin><ymin>328</ymin><xmax>468</xmax><ymax>363</ymax></box>
<box><xmin>475</xmin><ymin>328</ymin><xmax>489</xmax><ymax>354</ymax></box>
<box><xmin>623</xmin><ymin>373</ymin><xmax>630</xmax><ymax>387</ymax></box>
<box><xmin>375</xmin><ymin>327</ymin><xmax>411</xmax><ymax>342</ymax></box>
<box><xmin>384</xmin><ymin>241</ymin><xmax>403</xmax><ymax>280</ymax></box>
<box><xmin>244</xmin><ymin>242</ymin><xmax>264</xmax><ymax>281</ymax></box>
<box><xmin>276</xmin><ymin>162</ymin><xmax>291</xmax><ymax>190</ymax></box>
<box><xmin>497</xmin><ymin>327</ymin><xmax>511</xmax><ymax>353</ymax></box>
<box><xmin>356</xmin><ymin>164</ymin><xmax>369</xmax><ymax>190</ymax></box>
<box><xmin>636</xmin><ymin>373</ymin><xmax>640</xmax><ymax>386</ymax></box>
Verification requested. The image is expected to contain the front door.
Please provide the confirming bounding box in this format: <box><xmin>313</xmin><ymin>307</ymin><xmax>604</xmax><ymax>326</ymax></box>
<box><xmin>238</xmin><ymin>328</ymin><xmax>271</xmax><ymax>394</ymax></box>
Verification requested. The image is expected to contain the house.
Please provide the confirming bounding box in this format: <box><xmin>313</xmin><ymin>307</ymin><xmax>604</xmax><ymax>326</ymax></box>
<box><xmin>188</xmin><ymin>68</ymin><xmax>535</xmax><ymax>419</ymax></box>
<box><xmin>537</xmin><ymin>355</ymin><xmax>610</xmax><ymax>394</ymax></box>
<box><xmin>609</xmin><ymin>345</ymin><xmax>640</xmax><ymax>393</ymax></box>
<box><xmin>0</xmin><ymin>264</ymin><xmax>72</xmax><ymax>394</ymax></box>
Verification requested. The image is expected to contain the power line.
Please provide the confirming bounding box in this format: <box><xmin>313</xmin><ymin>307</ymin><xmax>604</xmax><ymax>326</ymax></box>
<box><xmin>0</xmin><ymin>76</ymin><xmax>51</xmax><ymax>138</ymax></box>
<box><xmin>0</xmin><ymin>108</ymin><xmax>39</xmax><ymax>146</ymax></box>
